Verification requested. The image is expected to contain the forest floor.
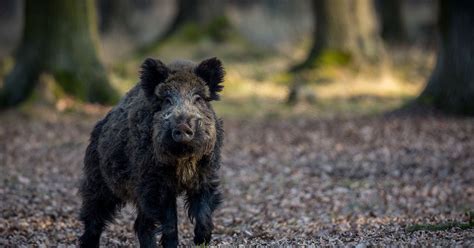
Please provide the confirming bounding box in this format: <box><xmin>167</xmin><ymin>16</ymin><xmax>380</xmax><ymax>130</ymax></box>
<box><xmin>1</xmin><ymin>107</ymin><xmax>473</xmax><ymax>246</ymax></box>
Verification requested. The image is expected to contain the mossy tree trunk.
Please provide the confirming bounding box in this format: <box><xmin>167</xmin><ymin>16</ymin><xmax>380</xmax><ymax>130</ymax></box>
<box><xmin>0</xmin><ymin>0</ymin><xmax>118</xmax><ymax>108</ymax></box>
<box><xmin>417</xmin><ymin>0</ymin><xmax>474</xmax><ymax>115</ymax></box>
<box><xmin>138</xmin><ymin>0</ymin><xmax>227</xmax><ymax>55</ymax></box>
<box><xmin>378</xmin><ymin>0</ymin><xmax>408</xmax><ymax>43</ymax></box>
<box><xmin>156</xmin><ymin>0</ymin><xmax>202</xmax><ymax>41</ymax></box>
<box><xmin>161</xmin><ymin>0</ymin><xmax>227</xmax><ymax>38</ymax></box>
<box><xmin>292</xmin><ymin>0</ymin><xmax>384</xmax><ymax>71</ymax></box>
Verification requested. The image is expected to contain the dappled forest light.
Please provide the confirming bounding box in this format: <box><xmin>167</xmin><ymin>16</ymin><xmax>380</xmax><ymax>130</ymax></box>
<box><xmin>0</xmin><ymin>0</ymin><xmax>472</xmax><ymax>246</ymax></box>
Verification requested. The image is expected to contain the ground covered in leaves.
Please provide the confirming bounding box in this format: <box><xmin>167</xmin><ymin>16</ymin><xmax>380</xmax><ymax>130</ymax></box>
<box><xmin>0</xmin><ymin>110</ymin><xmax>473</xmax><ymax>246</ymax></box>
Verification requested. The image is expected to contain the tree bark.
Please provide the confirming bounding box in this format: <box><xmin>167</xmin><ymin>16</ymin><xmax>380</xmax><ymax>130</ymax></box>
<box><xmin>417</xmin><ymin>0</ymin><xmax>474</xmax><ymax>115</ymax></box>
<box><xmin>378</xmin><ymin>0</ymin><xmax>408</xmax><ymax>43</ymax></box>
<box><xmin>97</xmin><ymin>0</ymin><xmax>134</xmax><ymax>34</ymax></box>
<box><xmin>137</xmin><ymin>0</ymin><xmax>227</xmax><ymax>55</ymax></box>
<box><xmin>0</xmin><ymin>0</ymin><xmax>118</xmax><ymax>108</ymax></box>
<box><xmin>293</xmin><ymin>0</ymin><xmax>384</xmax><ymax>71</ymax></box>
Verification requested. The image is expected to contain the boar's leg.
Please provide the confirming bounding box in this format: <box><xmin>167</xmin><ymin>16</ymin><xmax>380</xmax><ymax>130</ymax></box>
<box><xmin>186</xmin><ymin>180</ymin><xmax>222</xmax><ymax>245</ymax></box>
<box><xmin>134</xmin><ymin>211</ymin><xmax>158</xmax><ymax>248</ymax></box>
<box><xmin>79</xmin><ymin>140</ymin><xmax>123</xmax><ymax>248</ymax></box>
<box><xmin>79</xmin><ymin>183</ymin><xmax>122</xmax><ymax>248</ymax></box>
<box><xmin>137</xmin><ymin>175</ymin><xmax>178</xmax><ymax>248</ymax></box>
<box><xmin>158</xmin><ymin>197</ymin><xmax>178</xmax><ymax>248</ymax></box>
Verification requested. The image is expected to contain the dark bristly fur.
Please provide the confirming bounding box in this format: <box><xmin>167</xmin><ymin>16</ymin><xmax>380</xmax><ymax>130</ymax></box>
<box><xmin>79</xmin><ymin>58</ymin><xmax>225</xmax><ymax>248</ymax></box>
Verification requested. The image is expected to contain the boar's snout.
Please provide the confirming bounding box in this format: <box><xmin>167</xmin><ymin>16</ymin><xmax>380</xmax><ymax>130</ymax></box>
<box><xmin>171</xmin><ymin>114</ymin><xmax>201</xmax><ymax>143</ymax></box>
<box><xmin>172</xmin><ymin>123</ymin><xmax>194</xmax><ymax>143</ymax></box>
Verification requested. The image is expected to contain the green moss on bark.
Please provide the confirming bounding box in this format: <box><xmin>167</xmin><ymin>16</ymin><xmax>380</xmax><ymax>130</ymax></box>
<box><xmin>0</xmin><ymin>0</ymin><xmax>118</xmax><ymax>108</ymax></box>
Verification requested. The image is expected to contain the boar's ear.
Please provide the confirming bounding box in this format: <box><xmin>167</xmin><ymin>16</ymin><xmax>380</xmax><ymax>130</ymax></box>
<box><xmin>195</xmin><ymin>57</ymin><xmax>225</xmax><ymax>100</ymax></box>
<box><xmin>140</xmin><ymin>58</ymin><xmax>168</xmax><ymax>101</ymax></box>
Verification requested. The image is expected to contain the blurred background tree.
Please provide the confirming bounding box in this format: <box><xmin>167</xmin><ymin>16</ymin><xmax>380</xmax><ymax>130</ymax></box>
<box><xmin>417</xmin><ymin>0</ymin><xmax>474</xmax><ymax>115</ymax></box>
<box><xmin>0</xmin><ymin>0</ymin><xmax>117</xmax><ymax>108</ymax></box>
<box><xmin>377</xmin><ymin>0</ymin><xmax>409</xmax><ymax>44</ymax></box>
<box><xmin>288</xmin><ymin>0</ymin><xmax>385</xmax><ymax>105</ymax></box>
<box><xmin>292</xmin><ymin>0</ymin><xmax>385</xmax><ymax>72</ymax></box>
<box><xmin>138</xmin><ymin>0</ymin><xmax>229</xmax><ymax>55</ymax></box>
<box><xmin>98</xmin><ymin>0</ymin><xmax>133</xmax><ymax>34</ymax></box>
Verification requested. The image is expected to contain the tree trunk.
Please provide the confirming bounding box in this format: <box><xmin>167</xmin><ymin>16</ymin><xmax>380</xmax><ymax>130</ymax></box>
<box><xmin>0</xmin><ymin>0</ymin><xmax>118</xmax><ymax>107</ymax></box>
<box><xmin>162</xmin><ymin>0</ymin><xmax>227</xmax><ymax>38</ymax></box>
<box><xmin>293</xmin><ymin>0</ymin><xmax>384</xmax><ymax>71</ymax></box>
<box><xmin>97</xmin><ymin>0</ymin><xmax>133</xmax><ymax>34</ymax></box>
<box><xmin>417</xmin><ymin>0</ymin><xmax>474</xmax><ymax>115</ymax></box>
<box><xmin>378</xmin><ymin>0</ymin><xmax>408</xmax><ymax>43</ymax></box>
<box><xmin>137</xmin><ymin>0</ymin><xmax>227</xmax><ymax>55</ymax></box>
<box><xmin>158</xmin><ymin>0</ymin><xmax>202</xmax><ymax>42</ymax></box>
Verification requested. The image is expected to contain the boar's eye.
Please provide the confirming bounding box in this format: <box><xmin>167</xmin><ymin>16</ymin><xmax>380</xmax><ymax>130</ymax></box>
<box><xmin>162</xmin><ymin>97</ymin><xmax>173</xmax><ymax>107</ymax></box>
<box><xmin>193</xmin><ymin>95</ymin><xmax>203</xmax><ymax>104</ymax></box>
